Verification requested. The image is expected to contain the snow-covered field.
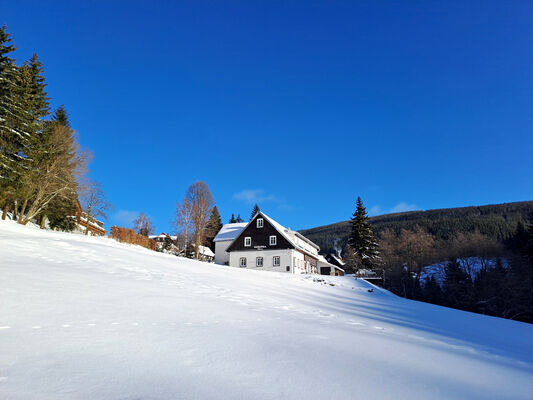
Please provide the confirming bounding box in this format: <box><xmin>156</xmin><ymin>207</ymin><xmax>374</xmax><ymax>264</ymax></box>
<box><xmin>1</xmin><ymin>220</ymin><xmax>532</xmax><ymax>399</ymax></box>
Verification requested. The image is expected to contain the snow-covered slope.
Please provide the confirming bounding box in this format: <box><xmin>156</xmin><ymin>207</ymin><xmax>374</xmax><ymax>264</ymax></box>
<box><xmin>1</xmin><ymin>221</ymin><xmax>532</xmax><ymax>400</ymax></box>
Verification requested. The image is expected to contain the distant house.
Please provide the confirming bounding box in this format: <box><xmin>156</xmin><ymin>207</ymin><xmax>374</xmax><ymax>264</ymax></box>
<box><xmin>149</xmin><ymin>233</ymin><xmax>178</xmax><ymax>244</ymax></box>
<box><xmin>148</xmin><ymin>233</ymin><xmax>178</xmax><ymax>252</ymax></box>
<box><xmin>318</xmin><ymin>255</ymin><xmax>345</xmax><ymax>276</ymax></box>
<box><xmin>192</xmin><ymin>244</ymin><xmax>215</xmax><ymax>262</ymax></box>
<box><xmin>325</xmin><ymin>254</ymin><xmax>346</xmax><ymax>270</ymax></box>
<box><xmin>75</xmin><ymin>201</ymin><xmax>106</xmax><ymax>236</ymax></box>
<box><xmin>216</xmin><ymin>211</ymin><xmax>322</xmax><ymax>274</ymax></box>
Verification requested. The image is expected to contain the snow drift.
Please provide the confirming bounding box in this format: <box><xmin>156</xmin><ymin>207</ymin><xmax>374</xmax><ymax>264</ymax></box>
<box><xmin>1</xmin><ymin>220</ymin><xmax>532</xmax><ymax>399</ymax></box>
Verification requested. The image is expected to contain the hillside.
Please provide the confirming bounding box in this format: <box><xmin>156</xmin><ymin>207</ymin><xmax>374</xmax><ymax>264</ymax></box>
<box><xmin>299</xmin><ymin>201</ymin><xmax>533</xmax><ymax>254</ymax></box>
<box><xmin>1</xmin><ymin>220</ymin><xmax>532</xmax><ymax>399</ymax></box>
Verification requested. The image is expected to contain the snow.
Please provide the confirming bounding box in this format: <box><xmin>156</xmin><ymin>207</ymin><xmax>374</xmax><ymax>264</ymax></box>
<box><xmin>1</xmin><ymin>219</ymin><xmax>532</xmax><ymax>399</ymax></box>
<box><xmin>213</xmin><ymin>222</ymin><xmax>247</xmax><ymax>242</ymax></box>
<box><xmin>421</xmin><ymin>257</ymin><xmax>509</xmax><ymax>285</ymax></box>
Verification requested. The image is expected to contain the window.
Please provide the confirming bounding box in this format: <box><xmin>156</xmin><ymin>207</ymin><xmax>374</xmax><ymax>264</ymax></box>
<box><xmin>269</xmin><ymin>235</ymin><xmax>277</xmax><ymax>246</ymax></box>
<box><xmin>273</xmin><ymin>256</ymin><xmax>280</xmax><ymax>266</ymax></box>
<box><xmin>256</xmin><ymin>257</ymin><xmax>263</xmax><ymax>267</ymax></box>
<box><xmin>239</xmin><ymin>257</ymin><xmax>247</xmax><ymax>268</ymax></box>
<box><xmin>286</xmin><ymin>266</ymin><xmax>290</xmax><ymax>272</ymax></box>
<box><xmin>257</xmin><ymin>218</ymin><xmax>264</xmax><ymax>228</ymax></box>
<box><xmin>244</xmin><ymin>237</ymin><xmax>251</xmax><ymax>247</ymax></box>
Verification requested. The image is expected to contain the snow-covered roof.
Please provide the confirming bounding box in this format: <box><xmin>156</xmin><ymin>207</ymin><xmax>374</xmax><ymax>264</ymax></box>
<box><xmin>198</xmin><ymin>245</ymin><xmax>215</xmax><ymax>258</ymax></box>
<box><xmin>329</xmin><ymin>254</ymin><xmax>345</xmax><ymax>266</ymax></box>
<box><xmin>213</xmin><ymin>223</ymin><xmax>247</xmax><ymax>242</ymax></box>
<box><xmin>226</xmin><ymin>212</ymin><xmax>320</xmax><ymax>257</ymax></box>
<box><xmin>318</xmin><ymin>255</ymin><xmax>345</xmax><ymax>272</ymax></box>
<box><xmin>148</xmin><ymin>233</ymin><xmax>177</xmax><ymax>240</ymax></box>
<box><xmin>260</xmin><ymin>212</ymin><xmax>320</xmax><ymax>251</ymax></box>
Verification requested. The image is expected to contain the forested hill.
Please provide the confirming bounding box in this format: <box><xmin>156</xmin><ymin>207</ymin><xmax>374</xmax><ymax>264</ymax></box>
<box><xmin>299</xmin><ymin>201</ymin><xmax>533</xmax><ymax>254</ymax></box>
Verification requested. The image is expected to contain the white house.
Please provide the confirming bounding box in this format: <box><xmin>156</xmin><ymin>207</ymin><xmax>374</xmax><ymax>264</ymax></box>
<box><xmin>213</xmin><ymin>222</ymin><xmax>247</xmax><ymax>264</ymax></box>
<box><xmin>215</xmin><ymin>211</ymin><xmax>324</xmax><ymax>274</ymax></box>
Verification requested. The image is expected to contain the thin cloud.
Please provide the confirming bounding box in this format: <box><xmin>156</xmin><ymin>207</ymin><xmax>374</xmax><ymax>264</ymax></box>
<box><xmin>233</xmin><ymin>189</ymin><xmax>278</xmax><ymax>205</ymax></box>
<box><xmin>369</xmin><ymin>205</ymin><xmax>382</xmax><ymax>216</ymax></box>
<box><xmin>389</xmin><ymin>202</ymin><xmax>419</xmax><ymax>213</ymax></box>
<box><xmin>367</xmin><ymin>203</ymin><xmax>419</xmax><ymax>216</ymax></box>
<box><xmin>113</xmin><ymin>210</ymin><xmax>138</xmax><ymax>227</ymax></box>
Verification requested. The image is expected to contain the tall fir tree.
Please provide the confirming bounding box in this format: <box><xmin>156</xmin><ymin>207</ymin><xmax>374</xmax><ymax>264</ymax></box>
<box><xmin>236</xmin><ymin>214</ymin><xmax>244</xmax><ymax>223</ymax></box>
<box><xmin>42</xmin><ymin>106</ymin><xmax>79</xmax><ymax>230</ymax></box>
<box><xmin>205</xmin><ymin>206</ymin><xmax>223</xmax><ymax>250</ymax></box>
<box><xmin>229</xmin><ymin>213</ymin><xmax>237</xmax><ymax>223</ymax></box>
<box><xmin>250</xmin><ymin>204</ymin><xmax>260</xmax><ymax>221</ymax></box>
<box><xmin>0</xmin><ymin>25</ymin><xmax>24</xmax><ymax>212</ymax></box>
<box><xmin>16</xmin><ymin>54</ymin><xmax>51</xmax><ymax>222</ymax></box>
<box><xmin>348</xmin><ymin>196</ymin><xmax>381</xmax><ymax>270</ymax></box>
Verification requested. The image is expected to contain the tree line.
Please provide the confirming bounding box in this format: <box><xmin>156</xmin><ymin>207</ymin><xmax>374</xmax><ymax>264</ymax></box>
<box><xmin>127</xmin><ymin>182</ymin><xmax>262</xmax><ymax>259</ymax></box>
<box><xmin>344</xmin><ymin>197</ymin><xmax>533</xmax><ymax>323</ymax></box>
<box><xmin>0</xmin><ymin>26</ymin><xmax>110</xmax><ymax>233</ymax></box>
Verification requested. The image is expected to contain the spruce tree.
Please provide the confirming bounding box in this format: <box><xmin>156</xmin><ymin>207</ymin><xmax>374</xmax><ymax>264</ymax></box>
<box><xmin>236</xmin><ymin>214</ymin><xmax>244</xmax><ymax>223</ymax></box>
<box><xmin>16</xmin><ymin>54</ymin><xmax>52</xmax><ymax>222</ymax></box>
<box><xmin>229</xmin><ymin>213</ymin><xmax>237</xmax><ymax>223</ymax></box>
<box><xmin>348</xmin><ymin>197</ymin><xmax>381</xmax><ymax>270</ymax></box>
<box><xmin>205</xmin><ymin>206</ymin><xmax>223</xmax><ymax>250</ymax></box>
<box><xmin>250</xmin><ymin>204</ymin><xmax>260</xmax><ymax>221</ymax></box>
<box><xmin>0</xmin><ymin>25</ymin><xmax>24</xmax><ymax>207</ymax></box>
<box><xmin>41</xmin><ymin>106</ymin><xmax>78</xmax><ymax>230</ymax></box>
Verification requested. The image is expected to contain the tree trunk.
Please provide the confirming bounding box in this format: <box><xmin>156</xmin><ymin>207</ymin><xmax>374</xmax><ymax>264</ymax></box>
<box><xmin>17</xmin><ymin>199</ymin><xmax>28</xmax><ymax>224</ymax></box>
<box><xmin>40</xmin><ymin>215</ymin><xmax>47</xmax><ymax>229</ymax></box>
<box><xmin>2</xmin><ymin>204</ymin><xmax>9</xmax><ymax>220</ymax></box>
<box><xmin>12</xmin><ymin>200</ymin><xmax>17</xmax><ymax>220</ymax></box>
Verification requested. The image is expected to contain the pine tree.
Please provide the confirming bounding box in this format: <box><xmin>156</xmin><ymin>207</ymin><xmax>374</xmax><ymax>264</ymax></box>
<box><xmin>52</xmin><ymin>105</ymin><xmax>70</xmax><ymax>127</ymax></box>
<box><xmin>16</xmin><ymin>54</ymin><xmax>53</xmax><ymax>223</ymax></box>
<box><xmin>348</xmin><ymin>197</ymin><xmax>381</xmax><ymax>270</ymax></box>
<box><xmin>236</xmin><ymin>214</ymin><xmax>244</xmax><ymax>223</ymax></box>
<box><xmin>229</xmin><ymin>213</ymin><xmax>237</xmax><ymax>223</ymax></box>
<box><xmin>443</xmin><ymin>259</ymin><xmax>473</xmax><ymax>310</ymax></box>
<box><xmin>41</xmin><ymin>106</ymin><xmax>78</xmax><ymax>230</ymax></box>
<box><xmin>205</xmin><ymin>206</ymin><xmax>223</xmax><ymax>250</ymax></box>
<box><xmin>250</xmin><ymin>204</ymin><xmax>260</xmax><ymax>221</ymax></box>
<box><xmin>0</xmin><ymin>25</ymin><xmax>24</xmax><ymax>212</ymax></box>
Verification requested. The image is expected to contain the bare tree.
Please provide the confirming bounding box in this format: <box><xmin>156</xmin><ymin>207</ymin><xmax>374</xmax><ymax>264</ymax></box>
<box><xmin>185</xmin><ymin>181</ymin><xmax>215</xmax><ymax>260</ymax></box>
<box><xmin>174</xmin><ymin>198</ymin><xmax>193</xmax><ymax>256</ymax></box>
<box><xmin>80</xmin><ymin>180</ymin><xmax>112</xmax><ymax>235</ymax></box>
<box><xmin>18</xmin><ymin>125</ymin><xmax>87</xmax><ymax>225</ymax></box>
<box><xmin>132</xmin><ymin>212</ymin><xmax>154</xmax><ymax>236</ymax></box>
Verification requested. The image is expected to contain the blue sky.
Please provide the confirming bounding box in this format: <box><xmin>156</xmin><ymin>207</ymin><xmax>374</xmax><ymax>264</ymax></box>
<box><xmin>2</xmin><ymin>1</ymin><xmax>532</xmax><ymax>232</ymax></box>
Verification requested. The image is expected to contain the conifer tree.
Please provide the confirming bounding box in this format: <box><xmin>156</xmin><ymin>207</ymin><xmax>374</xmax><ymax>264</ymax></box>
<box><xmin>443</xmin><ymin>259</ymin><xmax>473</xmax><ymax>310</ymax></box>
<box><xmin>40</xmin><ymin>106</ymin><xmax>78</xmax><ymax>230</ymax></box>
<box><xmin>250</xmin><ymin>204</ymin><xmax>260</xmax><ymax>221</ymax></box>
<box><xmin>205</xmin><ymin>206</ymin><xmax>223</xmax><ymax>250</ymax></box>
<box><xmin>0</xmin><ymin>25</ymin><xmax>24</xmax><ymax>212</ymax></box>
<box><xmin>236</xmin><ymin>214</ymin><xmax>244</xmax><ymax>223</ymax></box>
<box><xmin>348</xmin><ymin>197</ymin><xmax>381</xmax><ymax>270</ymax></box>
<box><xmin>229</xmin><ymin>213</ymin><xmax>237</xmax><ymax>223</ymax></box>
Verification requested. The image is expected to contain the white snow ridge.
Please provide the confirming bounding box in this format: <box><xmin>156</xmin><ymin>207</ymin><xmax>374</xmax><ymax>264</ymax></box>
<box><xmin>0</xmin><ymin>220</ymin><xmax>532</xmax><ymax>399</ymax></box>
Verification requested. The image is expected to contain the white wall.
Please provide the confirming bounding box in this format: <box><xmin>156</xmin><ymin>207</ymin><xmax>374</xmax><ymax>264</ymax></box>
<box><xmin>229</xmin><ymin>249</ymin><xmax>295</xmax><ymax>273</ymax></box>
<box><xmin>214</xmin><ymin>241</ymin><xmax>232</xmax><ymax>265</ymax></box>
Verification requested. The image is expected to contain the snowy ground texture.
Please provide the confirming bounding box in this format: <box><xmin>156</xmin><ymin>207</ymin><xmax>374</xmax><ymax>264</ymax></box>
<box><xmin>1</xmin><ymin>220</ymin><xmax>532</xmax><ymax>400</ymax></box>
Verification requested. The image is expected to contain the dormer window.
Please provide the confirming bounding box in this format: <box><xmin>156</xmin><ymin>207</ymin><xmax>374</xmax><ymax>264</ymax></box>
<box><xmin>257</xmin><ymin>218</ymin><xmax>264</xmax><ymax>228</ymax></box>
<box><xmin>269</xmin><ymin>235</ymin><xmax>277</xmax><ymax>246</ymax></box>
<box><xmin>244</xmin><ymin>237</ymin><xmax>251</xmax><ymax>247</ymax></box>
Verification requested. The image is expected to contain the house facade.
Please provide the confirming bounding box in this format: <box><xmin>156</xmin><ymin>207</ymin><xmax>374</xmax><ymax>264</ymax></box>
<box><xmin>213</xmin><ymin>222</ymin><xmax>247</xmax><ymax>264</ymax></box>
<box><xmin>219</xmin><ymin>212</ymin><xmax>322</xmax><ymax>274</ymax></box>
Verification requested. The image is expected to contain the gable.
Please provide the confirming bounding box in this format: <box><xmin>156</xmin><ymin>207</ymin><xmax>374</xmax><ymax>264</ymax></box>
<box><xmin>226</xmin><ymin>213</ymin><xmax>294</xmax><ymax>252</ymax></box>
